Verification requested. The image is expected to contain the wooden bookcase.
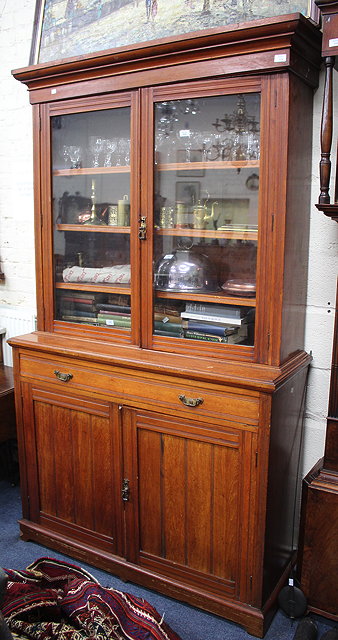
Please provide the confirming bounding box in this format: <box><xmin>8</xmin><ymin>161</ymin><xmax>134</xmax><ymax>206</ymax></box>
<box><xmin>10</xmin><ymin>14</ymin><xmax>321</xmax><ymax>637</ymax></box>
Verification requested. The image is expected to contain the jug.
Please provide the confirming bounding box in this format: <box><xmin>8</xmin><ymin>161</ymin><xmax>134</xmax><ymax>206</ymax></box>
<box><xmin>117</xmin><ymin>194</ymin><xmax>130</xmax><ymax>226</ymax></box>
<box><xmin>192</xmin><ymin>200</ymin><xmax>218</xmax><ymax>230</ymax></box>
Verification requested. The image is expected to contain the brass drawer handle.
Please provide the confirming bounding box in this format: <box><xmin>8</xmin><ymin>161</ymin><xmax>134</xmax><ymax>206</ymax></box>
<box><xmin>54</xmin><ymin>370</ymin><xmax>73</xmax><ymax>383</ymax></box>
<box><xmin>179</xmin><ymin>394</ymin><xmax>203</xmax><ymax>408</ymax></box>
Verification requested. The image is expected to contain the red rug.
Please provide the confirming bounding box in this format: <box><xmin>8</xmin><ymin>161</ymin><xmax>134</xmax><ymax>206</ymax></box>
<box><xmin>1</xmin><ymin>557</ymin><xmax>182</xmax><ymax>640</ymax></box>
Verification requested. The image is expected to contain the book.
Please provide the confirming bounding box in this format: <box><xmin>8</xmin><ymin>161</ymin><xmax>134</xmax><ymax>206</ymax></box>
<box><xmin>62</xmin><ymin>295</ymin><xmax>96</xmax><ymax>304</ymax></box>
<box><xmin>97</xmin><ymin>310</ymin><xmax>131</xmax><ymax>318</ymax></box>
<box><xmin>154</xmin><ymin>313</ymin><xmax>182</xmax><ymax>325</ymax></box>
<box><xmin>183</xmin><ymin>321</ymin><xmax>238</xmax><ymax>337</ymax></box>
<box><xmin>181</xmin><ymin>312</ymin><xmax>242</xmax><ymax>326</ymax></box>
<box><xmin>62</xmin><ymin>302</ymin><xmax>97</xmax><ymax>313</ymax></box>
<box><xmin>183</xmin><ymin>330</ymin><xmax>225</xmax><ymax>343</ymax></box>
<box><xmin>61</xmin><ymin>309</ymin><xmax>97</xmax><ymax>318</ymax></box>
<box><xmin>183</xmin><ymin>329</ymin><xmax>247</xmax><ymax>344</ymax></box>
<box><xmin>62</xmin><ymin>315</ymin><xmax>98</xmax><ymax>323</ymax></box>
<box><xmin>97</xmin><ymin>315</ymin><xmax>131</xmax><ymax>327</ymax></box>
<box><xmin>185</xmin><ymin>302</ymin><xmax>244</xmax><ymax>318</ymax></box>
<box><xmin>154</xmin><ymin>330</ymin><xmax>183</xmax><ymax>338</ymax></box>
<box><xmin>154</xmin><ymin>303</ymin><xmax>183</xmax><ymax>317</ymax></box>
<box><xmin>97</xmin><ymin>312</ymin><xmax>130</xmax><ymax>319</ymax></box>
<box><xmin>96</xmin><ymin>304</ymin><xmax>131</xmax><ymax>314</ymax></box>
<box><xmin>154</xmin><ymin>321</ymin><xmax>182</xmax><ymax>335</ymax></box>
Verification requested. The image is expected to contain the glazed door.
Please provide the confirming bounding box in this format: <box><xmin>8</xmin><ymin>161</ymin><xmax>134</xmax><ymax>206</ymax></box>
<box><xmin>39</xmin><ymin>91</ymin><xmax>140</xmax><ymax>343</ymax></box>
<box><xmin>141</xmin><ymin>79</ymin><xmax>262</xmax><ymax>360</ymax></box>
<box><xmin>122</xmin><ymin>407</ymin><xmax>258</xmax><ymax>603</ymax></box>
<box><xmin>21</xmin><ymin>383</ymin><xmax>124</xmax><ymax>557</ymax></box>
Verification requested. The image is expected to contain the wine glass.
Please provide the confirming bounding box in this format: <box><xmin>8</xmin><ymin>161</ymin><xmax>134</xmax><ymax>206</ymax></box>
<box><xmin>89</xmin><ymin>136</ymin><xmax>104</xmax><ymax>167</ymax></box>
<box><xmin>176</xmin><ymin>126</ymin><xmax>193</xmax><ymax>162</ymax></box>
<box><xmin>120</xmin><ymin>138</ymin><xmax>131</xmax><ymax>164</ymax></box>
<box><xmin>62</xmin><ymin>145</ymin><xmax>70</xmax><ymax>168</ymax></box>
<box><xmin>103</xmin><ymin>138</ymin><xmax>117</xmax><ymax>166</ymax></box>
<box><xmin>115</xmin><ymin>138</ymin><xmax>130</xmax><ymax>166</ymax></box>
<box><xmin>196</xmin><ymin>131</ymin><xmax>214</xmax><ymax>162</ymax></box>
<box><xmin>68</xmin><ymin>145</ymin><xmax>82</xmax><ymax>169</ymax></box>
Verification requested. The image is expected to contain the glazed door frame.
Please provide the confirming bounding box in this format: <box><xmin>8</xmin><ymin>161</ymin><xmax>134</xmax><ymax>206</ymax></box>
<box><xmin>139</xmin><ymin>74</ymin><xmax>290</xmax><ymax>365</ymax></box>
<box><xmin>34</xmin><ymin>73</ymin><xmax>292</xmax><ymax>365</ymax></box>
<box><xmin>36</xmin><ymin>90</ymin><xmax>141</xmax><ymax>344</ymax></box>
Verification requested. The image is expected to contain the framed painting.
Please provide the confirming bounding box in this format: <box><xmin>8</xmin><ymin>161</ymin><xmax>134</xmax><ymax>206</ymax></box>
<box><xmin>30</xmin><ymin>0</ymin><xmax>319</xmax><ymax>66</ymax></box>
<box><xmin>175</xmin><ymin>181</ymin><xmax>201</xmax><ymax>205</ymax></box>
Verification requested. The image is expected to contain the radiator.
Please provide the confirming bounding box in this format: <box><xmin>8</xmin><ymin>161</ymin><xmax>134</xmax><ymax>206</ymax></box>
<box><xmin>0</xmin><ymin>307</ymin><xmax>36</xmax><ymax>366</ymax></box>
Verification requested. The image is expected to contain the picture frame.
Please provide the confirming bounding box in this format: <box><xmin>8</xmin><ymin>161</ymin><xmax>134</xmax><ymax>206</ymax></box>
<box><xmin>175</xmin><ymin>181</ymin><xmax>201</xmax><ymax>206</ymax></box>
<box><xmin>176</xmin><ymin>149</ymin><xmax>205</xmax><ymax>178</ymax></box>
<box><xmin>30</xmin><ymin>1</ymin><xmax>319</xmax><ymax>67</ymax></box>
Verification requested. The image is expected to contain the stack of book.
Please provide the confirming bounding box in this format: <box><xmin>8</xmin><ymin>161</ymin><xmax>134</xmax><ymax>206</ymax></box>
<box><xmin>181</xmin><ymin>303</ymin><xmax>251</xmax><ymax>343</ymax></box>
<box><xmin>153</xmin><ymin>302</ymin><xmax>183</xmax><ymax>338</ymax></box>
<box><xmin>60</xmin><ymin>294</ymin><xmax>132</xmax><ymax>329</ymax></box>
<box><xmin>60</xmin><ymin>292</ymin><xmax>100</xmax><ymax>324</ymax></box>
<box><xmin>96</xmin><ymin>303</ymin><xmax>131</xmax><ymax>328</ymax></box>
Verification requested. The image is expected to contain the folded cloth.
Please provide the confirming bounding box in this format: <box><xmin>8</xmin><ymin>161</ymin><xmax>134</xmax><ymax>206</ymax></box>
<box><xmin>63</xmin><ymin>265</ymin><xmax>131</xmax><ymax>284</ymax></box>
<box><xmin>2</xmin><ymin>557</ymin><xmax>181</xmax><ymax>640</ymax></box>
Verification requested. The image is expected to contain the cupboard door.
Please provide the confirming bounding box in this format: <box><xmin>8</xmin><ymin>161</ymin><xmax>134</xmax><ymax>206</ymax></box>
<box><xmin>22</xmin><ymin>383</ymin><xmax>123</xmax><ymax>556</ymax></box>
<box><xmin>146</xmin><ymin>85</ymin><xmax>260</xmax><ymax>359</ymax></box>
<box><xmin>123</xmin><ymin>408</ymin><xmax>257</xmax><ymax>601</ymax></box>
<box><xmin>40</xmin><ymin>92</ymin><xmax>141</xmax><ymax>344</ymax></box>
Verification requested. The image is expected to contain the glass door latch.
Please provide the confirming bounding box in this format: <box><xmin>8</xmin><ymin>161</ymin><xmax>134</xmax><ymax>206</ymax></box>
<box><xmin>138</xmin><ymin>216</ymin><xmax>147</xmax><ymax>240</ymax></box>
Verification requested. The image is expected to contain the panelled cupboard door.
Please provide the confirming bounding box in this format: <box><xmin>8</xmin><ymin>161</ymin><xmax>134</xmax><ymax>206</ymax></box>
<box><xmin>21</xmin><ymin>383</ymin><xmax>124</xmax><ymax>557</ymax></box>
<box><xmin>122</xmin><ymin>408</ymin><xmax>258</xmax><ymax>603</ymax></box>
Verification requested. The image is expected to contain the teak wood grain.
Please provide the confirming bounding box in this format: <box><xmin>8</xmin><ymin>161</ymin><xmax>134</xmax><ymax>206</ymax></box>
<box><xmin>10</xmin><ymin>15</ymin><xmax>321</xmax><ymax>637</ymax></box>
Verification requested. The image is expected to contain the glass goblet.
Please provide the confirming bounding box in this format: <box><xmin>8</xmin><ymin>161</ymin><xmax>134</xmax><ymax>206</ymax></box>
<box><xmin>176</xmin><ymin>127</ymin><xmax>193</xmax><ymax>162</ymax></box>
<box><xmin>120</xmin><ymin>138</ymin><xmax>131</xmax><ymax>164</ymax></box>
<box><xmin>62</xmin><ymin>145</ymin><xmax>70</xmax><ymax>168</ymax></box>
<box><xmin>89</xmin><ymin>136</ymin><xmax>104</xmax><ymax>167</ymax></box>
<box><xmin>68</xmin><ymin>145</ymin><xmax>82</xmax><ymax>169</ymax></box>
<box><xmin>103</xmin><ymin>138</ymin><xmax>117</xmax><ymax>167</ymax></box>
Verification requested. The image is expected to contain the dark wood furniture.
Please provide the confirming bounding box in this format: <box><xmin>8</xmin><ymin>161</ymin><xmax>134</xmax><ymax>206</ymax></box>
<box><xmin>0</xmin><ymin>329</ymin><xmax>16</xmax><ymax>482</ymax></box>
<box><xmin>297</xmin><ymin>2</ymin><xmax>338</xmax><ymax>619</ymax></box>
<box><xmin>298</xmin><ymin>0</ymin><xmax>338</xmax><ymax>620</ymax></box>
<box><xmin>298</xmin><ymin>282</ymin><xmax>338</xmax><ymax>620</ymax></box>
<box><xmin>315</xmin><ymin>0</ymin><xmax>338</xmax><ymax>219</ymax></box>
<box><xmin>10</xmin><ymin>15</ymin><xmax>321</xmax><ymax>637</ymax></box>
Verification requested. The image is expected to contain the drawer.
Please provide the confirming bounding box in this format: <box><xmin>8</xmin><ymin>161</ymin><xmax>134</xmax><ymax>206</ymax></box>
<box><xmin>19</xmin><ymin>353</ymin><xmax>259</xmax><ymax>427</ymax></box>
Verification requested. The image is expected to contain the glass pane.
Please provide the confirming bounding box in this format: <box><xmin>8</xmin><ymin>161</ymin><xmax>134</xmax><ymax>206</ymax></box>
<box><xmin>153</xmin><ymin>93</ymin><xmax>260</xmax><ymax>347</ymax></box>
<box><xmin>52</xmin><ymin>108</ymin><xmax>131</xmax><ymax>331</ymax></box>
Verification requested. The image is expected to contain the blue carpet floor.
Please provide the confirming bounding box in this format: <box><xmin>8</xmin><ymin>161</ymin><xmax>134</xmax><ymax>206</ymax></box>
<box><xmin>0</xmin><ymin>480</ymin><xmax>336</xmax><ymax>640</ymax></box>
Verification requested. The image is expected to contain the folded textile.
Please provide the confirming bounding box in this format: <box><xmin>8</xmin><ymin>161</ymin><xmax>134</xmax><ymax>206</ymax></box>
<box><xmin>63</xmin><ymin>265</ymin><xmax>131</xmax><ymax>284</ymax></box>
<box><xmin>2</xmin><ymin>557</ymin><xmax>181</xmax><ymax>640</ymax></box>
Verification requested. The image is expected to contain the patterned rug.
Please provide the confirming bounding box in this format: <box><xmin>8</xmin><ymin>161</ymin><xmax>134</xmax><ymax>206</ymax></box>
<box><xmin>1</xmin><ymin>557</ymin><xmax>182</xmax><ymax>640</ymax></box>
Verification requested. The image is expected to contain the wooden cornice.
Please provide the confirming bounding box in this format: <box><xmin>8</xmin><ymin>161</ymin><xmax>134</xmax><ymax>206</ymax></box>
<box><xmin>315</xmin><ymin>0</ymin><xmax>338</xmax><ymax>14</ymax></box>
<box><xmin>12</xmin><ymin>13</ymin><xmax>321</xmax><ymax>95</ymax></box>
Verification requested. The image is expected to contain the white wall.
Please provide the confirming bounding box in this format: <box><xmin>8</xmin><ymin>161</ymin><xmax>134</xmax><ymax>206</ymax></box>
<box><xmin>0</xmin><ymin>0</ymin><xmax>337</xmax><ymax>475</ymax></box>
<box><xmin>303</xmin><ymin>70</ymin><xmax>338</xmax><ymax>474</ymax></box>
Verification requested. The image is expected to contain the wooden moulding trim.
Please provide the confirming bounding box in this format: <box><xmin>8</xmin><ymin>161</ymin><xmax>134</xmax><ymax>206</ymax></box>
<box><xmin>310</xmin><ymin>468</ymin><xmax>338</xmax><ymax>491</ymax></box>
<box><xmin>11</xmin><ymin>14</ymin><xmax>321</xmax><ymax>92</ymax></box>
<box><xmin>8</xmin><ymin>332</ymin><xmax>311</xmax><ymax>393</ymax></box>
<box><xmin>315</xmin><ymin>0</ymin><xmax>338</xmax><ymax>14</ymax></box>
<box><xmin>307</xmin><ymin>604</ymin><xmax>338</xmax><ymax>623</ymax></box>
<box><xmin>18</xmin><ymin>518</ymin><xmax>265</xmax><ymax>636</ymax></box>
<box><xmin>316</xmin><ymin>203</ymin><xmax>338</xmax><ymax>221</ymax></box>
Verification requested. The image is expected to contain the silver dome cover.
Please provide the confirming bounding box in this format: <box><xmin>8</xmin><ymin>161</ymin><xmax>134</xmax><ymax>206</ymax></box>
<box><xmin>154</xmin><ymin>248</ymin><xmax>220</xmax><ymax>292</ymax></box>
